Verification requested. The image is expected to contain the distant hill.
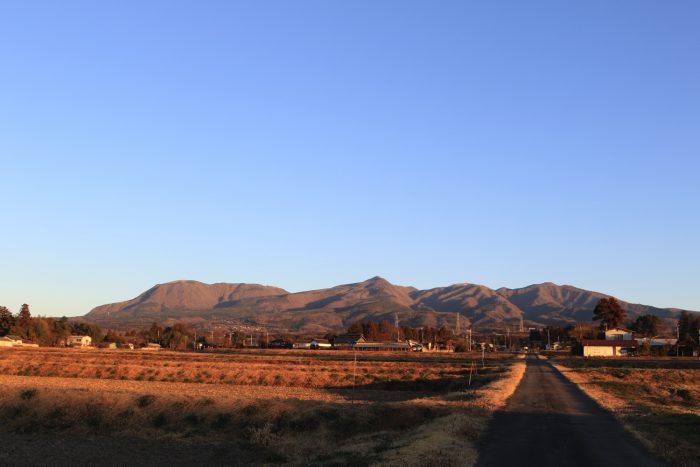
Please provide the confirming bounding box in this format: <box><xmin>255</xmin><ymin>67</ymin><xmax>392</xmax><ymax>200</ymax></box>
<box><xmin>84</xmin><ymin>277</ymin><xmax>697</xmax><ymax>333</ymax></box>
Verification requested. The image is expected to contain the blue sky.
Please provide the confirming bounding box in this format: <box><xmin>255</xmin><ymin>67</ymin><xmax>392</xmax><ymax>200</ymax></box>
<box><xmin>1</xmin><ymin>1</ymin><xmax>699</xmax><ymax>316</ymax></box>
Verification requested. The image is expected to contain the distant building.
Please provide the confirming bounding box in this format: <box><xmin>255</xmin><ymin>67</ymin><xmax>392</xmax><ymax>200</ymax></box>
<box><xmin>67</xmin><ymin>335</ymin><xmax>92</xmax><ymax>347</ymax></box>
<box><xmin>142</xmin><ymin>343</ymin><xmax>161</xmax><ymax>350</ymax></box>
<box><xmin>97</xmin><ymin>342</ymin><xmax>117</xmax><ymax>349</ymax></box>
<box><xmin>424</xmin><ymin>340</ymin><xmax>455</xmax><ymax>352</ymax></box>
<box><xmin>0</xmin><ymin>336</ymin><xmax>15</xmax><ymax>347</ymax></box>
<box><xmin>354</xmin><ymin>341</ymin><xmax>412</xmax><ymax>352</ymax></box>
<box><xmin>310</xmin><ymin>339</ymin><xmax>332</xmax><ymax>350</ymax></box>
<box><xmin>268</xmin><ymin>338</ymin><xmax>293</xmax><ymax>349</ymax></box>
<box><xmin>582</xmin><ymin>339</ymin><xmax>636</xmax><ymax>357</ymax></box>
<box><xmin>636</xmin><ymin>337</ymin><xmax>677</xmax><ymax>348</ymax></box>
<box><xmin>332</xmin><ymin>334</ymin><xmax>366</xmax><ymax>349</ymax></box>
<box><xmin>4</xmin><ymin>335</ymin><xmax>23</xmax><ymax>346</ymax></box>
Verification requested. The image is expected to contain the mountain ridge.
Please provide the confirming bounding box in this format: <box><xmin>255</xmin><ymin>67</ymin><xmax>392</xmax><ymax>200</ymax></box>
<box><xmin>84</xmin><ymin>277</ymin><xmax>697</xmax><ymax>333</ymax></box>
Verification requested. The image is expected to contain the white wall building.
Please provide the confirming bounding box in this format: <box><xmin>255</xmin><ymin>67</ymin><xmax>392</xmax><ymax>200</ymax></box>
<box><xmin>605</xmin><ymin>328</ymin><xmax>633</xmax><ymax>341</ymax></box>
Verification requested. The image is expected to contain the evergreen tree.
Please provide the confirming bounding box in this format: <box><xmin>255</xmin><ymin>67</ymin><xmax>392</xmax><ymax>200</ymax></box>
<box><xmin>17</xmin><ymin>303</ymin><xmax>31</xmax><ymax>327</ymax></box>
<box><xmin>0</xmin><ymin>306</ymin><xmax>14</xmax><ymax>335</ymax></box>
<box><xmin>678</xmin><ymin>311</ymin><xmax>700</xmax><ymax>346</ymax></box>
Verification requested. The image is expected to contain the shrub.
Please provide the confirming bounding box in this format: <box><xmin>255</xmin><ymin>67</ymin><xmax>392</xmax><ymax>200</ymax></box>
<box><xmin>136</xmin><ymin>394</ymin><xmax>156</xmax><ymax>408</ymax></box>
<box><xmin>250</xmin><ymin>422</ymin><xmax>276</xmax><ymax>446</ymax></box>
<box><xmin>20</xmin><ymin>388</ymin><xmax>38</xmax><ymax>400</ymax></box>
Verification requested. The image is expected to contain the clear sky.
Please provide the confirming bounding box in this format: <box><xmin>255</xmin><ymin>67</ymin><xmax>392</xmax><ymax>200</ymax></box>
<box><xmin>1</xmin><ymin>1</ymin><xmax>699</xmax><ymax>317</ymax></box>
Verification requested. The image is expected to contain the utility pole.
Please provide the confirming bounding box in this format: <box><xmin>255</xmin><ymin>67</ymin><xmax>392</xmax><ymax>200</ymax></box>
<box><xmin>351</xmin><ymin>351</ymin><xmax>357</xmax><ymax>405</ymax></box>
<box><xmin>677</xmin><ymin>322</ymin><xmax>680</xmax><ymax>357</ymax></box>
<box><xmin>395</xmin><ymin>312</ymin><xmax>400</xmax><ymax>342</ymax></box>
<box><xmin>456</xmin><ymin>313</ymin><xmax>460</xmax><ymax>336</ymax></box>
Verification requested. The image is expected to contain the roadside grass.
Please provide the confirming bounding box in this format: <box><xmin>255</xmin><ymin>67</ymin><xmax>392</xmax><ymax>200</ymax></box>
<box><xmin>552</xmin><ymin>356</ymin><xmax>700</xmax><ymax>467</ymax></box>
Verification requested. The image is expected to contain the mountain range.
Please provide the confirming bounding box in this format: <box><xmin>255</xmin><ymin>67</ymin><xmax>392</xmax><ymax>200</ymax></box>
<box><xmin>84</xmin><ymin>277</ymin><xmax>695</xmax><ymax>334</ymax></box>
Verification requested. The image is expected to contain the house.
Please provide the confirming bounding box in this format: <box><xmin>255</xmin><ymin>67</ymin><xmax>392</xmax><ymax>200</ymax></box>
<box><xmin>142</xmin><ymin>343</ymin><xmax>161</xmax><ymax>350</ymax></box>
<box><xmin>310</xmin><ymin>339</ymin><xmax>332</xmax><ymax>350</ymax></box>
<box><xmin>582</xmin><ymin>339</ymin><xmax>636</xmax><ymax>357</ymax></box>
<box><xmin>605</xmin><ymin>328</ymin><xmax>633</xmax><ymax>341</ymax></box>
<box><xmin>67</xmin><ymin>335</ymin><xmax>92</xmax><ymax>347</ymax></box>
<box><xmin>332</xmin><ymin>333</ymin><xmax>366</xmax><ymax>349</ymax></box>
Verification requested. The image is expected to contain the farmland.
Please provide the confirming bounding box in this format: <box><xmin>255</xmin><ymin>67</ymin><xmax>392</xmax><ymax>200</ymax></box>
<box><xmin>0</xmin><ymin>347</ymin><xmax>524</xmax><ymax>466</ymax></box>
<box><xmin>551</xmin><ymin>357</ymin><xmax>700</xmax><ymax>467</ymax></box>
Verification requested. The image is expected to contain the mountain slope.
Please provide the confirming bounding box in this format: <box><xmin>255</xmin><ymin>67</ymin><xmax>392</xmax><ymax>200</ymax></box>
<box><xmin>411</xmin><ymin>283</ymin><xmax>522</xmax><ymax>327</ymax></box>
<box><xmin>88</xmin><ymin>280</ymin><xmax>288</xmax><ymax>317</ymax></box>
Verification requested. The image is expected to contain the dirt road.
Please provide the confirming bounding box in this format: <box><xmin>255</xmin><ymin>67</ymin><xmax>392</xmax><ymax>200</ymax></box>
<box><xmin>476</xmin><ymin>355</ymin><xmax>664</xmax><ymax>467</ymax></box>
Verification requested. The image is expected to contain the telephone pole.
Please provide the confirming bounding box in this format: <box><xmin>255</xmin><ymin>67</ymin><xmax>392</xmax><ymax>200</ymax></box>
<box><xmin>395</xmin><ymin>312</ymin><xmax>400</xmax><ymax>342</ymax></box>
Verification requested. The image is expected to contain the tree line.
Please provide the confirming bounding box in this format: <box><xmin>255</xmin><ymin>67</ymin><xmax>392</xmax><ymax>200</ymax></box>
<box><xmin>346</xmin><ymin>319</ymin><xmax>454</xmax><ymax>342</ymax></box>
<box><xmin>0</xmin><ymin>304</ymin><xmax>103</xmax><ymax>345</ymax></box>
<box><xmin>0</xmin><ymin>304</ymin><xmax>193</xmax><ymax>349</ymax></box>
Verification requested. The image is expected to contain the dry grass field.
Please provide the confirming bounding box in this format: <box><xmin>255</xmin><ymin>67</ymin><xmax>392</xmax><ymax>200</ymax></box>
<box><xmin>552</xmin><ymin>357</ymin><xmax>700</xmax><ymax>467</ymax></box>
<box><xmin>0</xmin><ymin>347</ymin><xmax>524</xmax><ymax>466</ymax></box>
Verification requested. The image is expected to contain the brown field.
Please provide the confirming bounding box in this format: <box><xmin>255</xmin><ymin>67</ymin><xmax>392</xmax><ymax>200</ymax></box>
<box><xmin>552</xmin><ymin>356</ymin><xmax>700</xmax><ymax>467</ymax></box>
<box><xmin>0</xmin><ymin>347</ymin><xmax>524</xmax><ymax>466</ymax></box>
